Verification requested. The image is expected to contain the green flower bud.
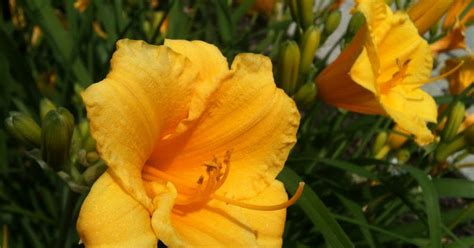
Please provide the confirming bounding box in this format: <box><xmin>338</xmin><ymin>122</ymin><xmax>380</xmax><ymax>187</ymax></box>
<box><xmin>39</xmin><ymin>98</ymin><xmax>56</xmax><ymax>121</ymax></box>
<box><xmin>435</xmin><ymin>135</ymin><xmax>466</xmax><ymax>162</ymax></box>
<box><xmin>287</xmin><ymin>0</ymin><xmax>299</xmax><ymax>24</ymax></box>
<box><xmin>299</xmin><ymin>26</ymin><xmax>321</xmax><ymax>74</ymax></box>
<box><xmin>83</xmin><ymin>163</ymin><xmax>107</xmax><ymax>186</ymax></box>
<box><xmin>324</xmin><ymin>10</ymin><xmax>342</xmax><ymax>35</ymax></box>
<box><xmin>372</xmin><ymin>131</ymin><xmax>388</xmax><ymax>155</ymax></box>
<box><xmin>464</xmin><ymin>124</ymin><xmax>474</xmax><ymax>147</ymax></box>
<box><xmin>5</xmin><ymin>112</ymin><xmax>41</xmax><ymax>147</ymax></box>
<box><xmin>41</xmin><ymin>108</ymin><xmax>75</xmax><ymax>171</ymax></box>
<box><xmin>441</xmin><ymin>101</ymin><xmax>465</xmax><ymax>142</ymax></box>
<box><xmin>293</xmin><ymin>82</ymin><xmax>317</xmax><ymax>109</ymax></box>
<box><xmin>278</xmin><ymin>40</ymin><xmax>301</xmax><ymax>96</ymax></box>
<box><xmin>347</xmin><ymin>11</ymin><xmax>365</xmax><ymax>37</ymax></box>
<box><xmin>297</xmin><ymin>0</ymin><xmax>313</xmax><ymax>28</ymax></box>
<box><xmin>396</xmin><ymin>149</ymin><xmax>411</xmax><ymax>164</ymax></box>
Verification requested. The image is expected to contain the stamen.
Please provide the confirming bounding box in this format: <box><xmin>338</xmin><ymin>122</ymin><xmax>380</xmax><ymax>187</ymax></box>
<box><xmin>210</xmin><ymin>182</ymin><xmax>305</xmax><ymax>211</ymax></box>
<box><xmin>408</xmin><ymin>60</ymin><xmax>465</xmax><ymax>85</ymax></box>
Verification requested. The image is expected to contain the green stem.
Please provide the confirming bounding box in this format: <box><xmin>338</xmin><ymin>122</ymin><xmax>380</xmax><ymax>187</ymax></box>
<box><xmin>56</xmin><ymin>189</ymin><xmax>80</xmax><ymax>248</ymax></box>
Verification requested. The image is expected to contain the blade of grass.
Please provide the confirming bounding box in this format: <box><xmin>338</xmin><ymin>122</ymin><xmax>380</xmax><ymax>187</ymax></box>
<box><xmin>278</xmin><ymin>167</ymin><xmax>354</xmax><ymax>248</ymax></box>
<box><xmin>336</xmin><ymin>195</ymin><xmax>376</xmax><ymax>248</ymax></box>
<box><xmin>433</xmin><ymin>178</ymin><xmax>474</xmax><ymax>198</ymax></box>
<box><xmin>405</xmin><ymin>166</ymin><xmax>441</xmax><ymax>248</ymax></box>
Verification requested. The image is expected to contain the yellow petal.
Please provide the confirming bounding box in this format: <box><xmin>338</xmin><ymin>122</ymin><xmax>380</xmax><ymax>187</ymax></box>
<box><xmin>445</xmin><ymin>55</ymin><xmax>474</xmax><ymax>95</ymax></box>
<box><xmin>77</xmin><ymin>172</ymin><xmax>156</xmax><ymax>248</ymax></box>
<box><xmin>443</xmin><ymin>0</ymin><xmax>472</xmax><ymax>29</ymax></box>
<box><xmin>147</xmin><ymin>53</ymin><xmax>300</xmax><ymax>200</ymax></box>
<box><xmin>380</xmin><ymin>87</ymin><xmax>437</xmax><ymax>145</ymax></box>
<box><xmin>151</xmin><ymin>180</ymin><xmax>287</xmax><ymax>247</ymax></box>
<box><xmin>163</xmin><ymin>39</ymin><xmax>229</xmax><ymax>136</ymax></box>
<box><xmin>82</xmin><ymin>39</ymin><xmax>210</xmax><ymax>209</ymax></box>
<box><xmin>316</xmin><ymin>26</ymin><xmax>386</xmax><ymax>115</ymax></box>
<box><xmin>408</xmin><ymin>0</ymin><xmax>454</xmax><ymax>34</ymax></box>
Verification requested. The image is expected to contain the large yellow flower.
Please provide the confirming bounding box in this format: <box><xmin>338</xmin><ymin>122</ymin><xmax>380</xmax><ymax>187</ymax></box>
<box><xmin>316</xmin><ymin>0</ymin><xmax>437</xmax><ymax>145</ymax></box>
<box><xmin>77</xmin><ymin>39</ymin><xmax>301</xmax><ymax>247</ymax></box>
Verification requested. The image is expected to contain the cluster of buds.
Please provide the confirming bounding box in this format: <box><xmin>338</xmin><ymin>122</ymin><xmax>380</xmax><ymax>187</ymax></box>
<box><xmin>435</xmin><ymin>101</ymin><xmax>474</xmax><ymax>163</ymax></box>
<box><xmin>4</xmin><ymin>98</ymin><xmax>105</xmax><ymax>193</ymax></box>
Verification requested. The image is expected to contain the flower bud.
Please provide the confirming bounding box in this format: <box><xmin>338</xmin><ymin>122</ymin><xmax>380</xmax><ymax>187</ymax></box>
<box><xmin>464</xmin><ymin>124</ymin><xmax>474</xmax><ymax>147</ymax></box>
<box><xmin>347</xmin><ymin>11</ymin><xmax>365</xmax><ymax>37</ymax></box>
<box><xmin>287</xmin><ymin>0</ymin><xmax>299</xmax><ymax>23</ymax></box>
<box><xmin>441</xmin><ymin>101</ymin><xmax>465</xmax><ymax>142</ymax></box>
<box><xmin>324</xmin><ymin>10</ymin><xmax>342</xmax><ymax>35</ymax></box>
<box><xmin>372</xmin><ymin>131</ymin><xmax>388</xmax><ymax>155</ymax></box>
<box><xmin>396</xmin><ymin>149</ymin><xmax>411</xmax><ymax>164</ymax></box>
<box><xmin>39</xmin><ymin>98</ymin><xmax>56</xmax><ymax>120</ymax></box>
<box><xmin>299</xmin><ymin>26</ymin><xmax>321</xmax><ymax>74</ymax></box>
<box><xmin>5</xmin><ymin>112</ymin><xmax>41</xmax><ymax>147</ymax></box>
<box><xmin>293</xmin><ymin>82</ymin><xmax>317</xmax><ymax>109</ymax></box>
<box><xmin>297</xmin><ymin>0</ymin><xmax>313</xmax><ymax>28</ymax></box>
<box><xmin>278</xmin><ymin>40</ymin><xmax>301</xmax><ymax>95</ymax></box>
<box><xmin>41</xmin><ymin>108</ymin><xmax>75</xmax><ymax>171</ymax></box>
<box><xmin>387</xmin><ymin>125</ymin><xmax>409</xmax><ymax>149</ymax></box>
<box><xmin>83</xmin><ymin>163</ymin><xmax>107</xmax><ymax>186</ymax></box>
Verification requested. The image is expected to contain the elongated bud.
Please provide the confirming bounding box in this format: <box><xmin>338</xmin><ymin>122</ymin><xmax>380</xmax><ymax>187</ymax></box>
<box><xmin>297</xmin><ymin>0</ymin><xmax>313</xmax><ymax>28</ymax></box>
<box><xmin>39</xmin><ymin>98</ymin><xmax>56</xmax><ymax>120</ymax></box>
<box><xmin>83</xmin><ymin>163</ymin><xmax>107</xmax><ymax>186</ymax></box>
<box><xmin>347</xmin><ymin>11</ymin><xmax>365</xmax><ymax>37</ymax></box>
<box><xmin>41</xmin><ymin>108</ymin><xmax>75</xmax><ymax>171</ymax></box>
<box><xmin>324</xmin><ymin>10</ymin><xmax>342</xmax><ymax>35</ymax></box>
<box><xmin>293</xmin><ymin>82</ymin><xmax>317</xmax><ymax>109</ymax></box>
<box><xmin>372</xmin><ymin>131</ymin><xmax>388</xmax><ymax>155</ymax></box>
<box><xmin>465</xmin><ymin>125</ymin><xmax>474</xmax><ymax>147</ymax></box>
<box><xmin>435</xmin><ymin>135</ymin><xmax>466</xmax><ymax>162</ymax></box>
<box><xmin>387</xmin><ymin>125</ymin><xmax>409</xmax><ymax>149</ymax></box>
<box><xmin>5</xmin><ymin>112</ymin><xmax>41</xmax><ymax>147</ymax></box>
<box><xmin>278</xmin><ymin>41</ymin><xmax>301</xmax><ymax>95</ymax></box>
<box><xmin>287</xmin><ymin>0</ymin><xmax>299</xmax><ymax>23</ymax></box>
<box><xmin>299</xmin><ymin>26</ymin><xmax>321</xmax><ymax>74</ymax></box>
<box><xmin>441</xmin><ymin>101</ymin><xmax>465</xmax><ymax>142</ymax></box>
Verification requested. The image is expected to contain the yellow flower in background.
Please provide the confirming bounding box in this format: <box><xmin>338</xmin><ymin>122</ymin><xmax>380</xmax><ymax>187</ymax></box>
<box><xmin>431</xmin><ymin>0</ymin><xmax>474</xmax><ymax>54</ymax></box>
<box><xmin>316</xmin><ymin>0</ymin><xmax>437</xmax><ymax>145</ymax></box>
<box><xmin>443</xmin><ymin>55</ymin><xmax>474</xmax><ymax>95</ymax></box>
<box><xmin>77</xmin><ymin>39</ymin><xmax>301</xmax><ymax>247</ymax></box>
<box><xmin>407</xmin><ymin>0</ymin><xmax>454</xmax><ymax>34</ymax></box>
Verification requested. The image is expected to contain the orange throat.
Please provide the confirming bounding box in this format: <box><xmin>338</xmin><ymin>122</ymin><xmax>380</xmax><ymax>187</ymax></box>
<box><xmin>142</xmin><ymin>150</ymin><xmax>304</xmax><ymax>211</ymax></box>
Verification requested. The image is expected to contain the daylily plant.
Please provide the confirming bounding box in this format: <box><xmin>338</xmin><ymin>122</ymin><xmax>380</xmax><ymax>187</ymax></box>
<box><xmin>77</xmin><ymin>39</ymin><xmax>301</xmax><ymax>247</ymax></box>
<box><xmin>316</xmin><ymin>0</ymin><xmax>437</xmax><ymax>145</ymax></box>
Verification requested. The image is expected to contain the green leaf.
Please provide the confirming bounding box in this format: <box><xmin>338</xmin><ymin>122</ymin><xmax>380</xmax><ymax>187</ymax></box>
<box><xmin>278</xmin><ymin>167</ymin><xmax>354</xmax><ymax>248</ymax></box>
<box><xmin>337</xmin><ymin>195</ymin><xmax>376</xmax><ymax>248</ymax></box>
<box><xmin>433</xmin><ymin>178</ymin><xmax>474</xmax><ymax>198</ymax></box>
<box><xmin>319</xmin><ymin>158</ymin><xmax>378</xmax><ymax>180</ymax></box>
<box><xmin>20</xmin><ymin>0</ymin><xmax>92</xmax><ymax>86</ymax></box>
<box><xmin>405</xmin><ymin>166</ymin><xmax>442</xmax><ymax>248</ymax></box>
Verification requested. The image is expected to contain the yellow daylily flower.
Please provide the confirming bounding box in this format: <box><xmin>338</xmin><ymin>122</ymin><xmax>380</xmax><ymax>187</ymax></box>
<box><xmin>316</xmin><ymin>0</ymin><xmax>437</xmax><ymax>145</ymax></box>
<box><xmin>443</xmin><ymin>55</ymin><xmax>474</xmax><ymax>95</ymax></box>
<box><xmin>77</xmin><ymin>39</ymin><xmax>301</xmax><ymax>247</ymax></box>
<box><xmin>407</xmin><ymin>0</ymin><xmax>454</xmax><ymax>34</ymax></box>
